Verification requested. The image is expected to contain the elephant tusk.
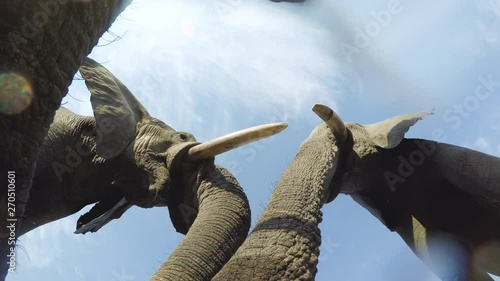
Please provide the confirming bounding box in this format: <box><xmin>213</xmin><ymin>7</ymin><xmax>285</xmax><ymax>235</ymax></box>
<box><xmin>186</xmin><ymin>122</ymin><xmax>288</xmax><ymax>161</ymax></box>
<box><xmin>312</xmin><ymin>104</ymin><xmax>347</xmax><ymax>144</ymax></box>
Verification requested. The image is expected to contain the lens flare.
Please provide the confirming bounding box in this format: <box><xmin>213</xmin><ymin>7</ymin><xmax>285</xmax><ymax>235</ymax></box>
<box><xmin>0</xmin><ymin>72</ymin><xmax>34</xmax><ymax>114</ymax></box>
<box><xmin>427</xmin><ymin>234</ymin><xmax>468</xmax><ymax>278</ymax></box>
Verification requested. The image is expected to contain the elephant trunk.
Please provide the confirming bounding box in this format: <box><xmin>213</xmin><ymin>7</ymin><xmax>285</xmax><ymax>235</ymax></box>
<box><xmin>151</xmin><ymin>165</ymin><xmax>250</xmax><ymax>281</ymax></box>
<box><xmin>0</xmin><ymin>1</ymin><xmax>131</xmax><ymax>280</ymax></box>
<box><xmin>214</xmin><ymin>124</ymin><xmax>340</xmax><ymax>280</ymax></box>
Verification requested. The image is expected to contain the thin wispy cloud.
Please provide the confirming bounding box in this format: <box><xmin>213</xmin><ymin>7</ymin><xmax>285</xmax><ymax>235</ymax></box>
<box><xmin>18</xmin><ymin>1</ymin><xmax>500</xmax><ymax>281</ymax></box>
<box><xmin>19</xmin><ymin>216</ymin><xmax>75</xmax><ymax>269</ymax></box>
<box><xmin>474</xmin><ymin>137</ymin><xmax>491</xmax><ymax>152</ymax></box>
<box><xmin>64</xmin><ymin>0</ymin><xmax>341</xmax><ymax>140</ymax></box>
<box><xmin>475</xmin><ymin>0</ymin><xmax>500</xmax><ymax>46</ymax></box>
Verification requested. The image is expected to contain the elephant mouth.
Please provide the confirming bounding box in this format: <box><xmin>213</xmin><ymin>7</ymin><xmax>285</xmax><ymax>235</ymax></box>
<box><xmin>165</xmin><ymin>123</ymin><xmax>290</xmax><ymax>234</ymax></box>
<box><xmin>75</xmin><ymin>194</ymin><xmax>132</xmax><ymax>234</ymax></box>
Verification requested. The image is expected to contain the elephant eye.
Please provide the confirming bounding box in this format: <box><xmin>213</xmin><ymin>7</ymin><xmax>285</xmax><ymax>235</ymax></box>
<box><xmin>179</xmin><ymin>133</ymin><xmax>188</xmax><ymax>141</ymax></box>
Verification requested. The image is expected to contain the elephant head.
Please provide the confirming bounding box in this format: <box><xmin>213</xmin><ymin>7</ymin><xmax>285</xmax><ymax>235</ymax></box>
<box><xmin>311</xmin><ymin>104</ymin><xmax>500</xmax><ymax>280</ymax></box>
<box><xmin>216</xmin><ymin>104</ymin><xmax>500</xmax><ymax>281</ymax></box>
<box><xmin>23</xmin><ymin>58</ymin><xmax>287</xmax><ymax>280</ymax></box>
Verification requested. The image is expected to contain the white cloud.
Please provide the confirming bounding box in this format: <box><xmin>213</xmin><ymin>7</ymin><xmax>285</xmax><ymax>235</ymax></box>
<box><xmin>475</xmin><ymin>0</ymin><xmax>500</xmax><ymax>46</ymax></box>
<box><xmin>63</xmin><ymin>0</ymin><xmax>341</xmax><ymax>140</ymax></box>
<box><xmin>472</xmin><ymin>137</ymin><xmax>500</xmax><ymax>156</ymax></box>
<box><xmin>477</xmin><ymin>20</ymin><xmax>500</xmax><ymax>45</ymax></box>
<box><xmin>473</xmin><ymin>137</ymin><xmax>491</xmax><ymax>152</ymax></box>
<box><xmin>73</xmin><ymin>266</ymin><xmax>85</xmax><ymax>280</ymax></box>
<box><xmin>476</xmin><ymin>0</ymin><xmax>500</xmax><ymax>17</ymax></box>
<box><xmin>19</xmin><ymin>216</ymin><xmax>74</xmax><ymax>269</ymax></box>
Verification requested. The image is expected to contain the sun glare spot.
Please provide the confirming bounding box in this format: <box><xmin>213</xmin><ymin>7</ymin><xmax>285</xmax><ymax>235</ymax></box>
<box><xmin>0</xmin><ymin>72</ymin><xmax>34</xmax><ymax>114</ymax></box>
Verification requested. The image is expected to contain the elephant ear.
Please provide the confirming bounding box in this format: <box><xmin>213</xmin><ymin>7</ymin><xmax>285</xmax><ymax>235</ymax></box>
<box><xmin>79</xmin><ymin>58</ymin><xmax>151</xmax><ymax>159</ymax></box>
<box><xmin>363</xmin><ymin>110</ymin><xmax>433</xmax><ymax>149</ymax></box>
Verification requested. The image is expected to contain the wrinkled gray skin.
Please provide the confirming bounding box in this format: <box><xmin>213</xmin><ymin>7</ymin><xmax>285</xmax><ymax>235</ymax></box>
<box><xmin>24</xmin><ymin>58</ymin><xmax>192</xmax><ymax>235</ymax></box>
<box><xmin>329</xmin><ymin>112</ymin><xmax>500</xmax><ymax>281</ymax></box>
<box><xmin>0</xmin><ymin>1</ymin><xmax>132</xmax><ymax>279</ymax></box>
<box><xmin>217</xmin><ymin>107</ymin><xmax>499</xmax><ymax>281</ymax></box>
<box><xmin>0</xmin><ymin>1</ymin><xmax>297</xmax><ymax>279</ymax></box>
<box><xmin>334</xmin><ymin>114</ymin><xmax>500</xmax><ymax>281</ymax></box>
<box><xmin>215</xmin><ymin>120</ymin><xmax>340</xmax><ymax>280</ymax></box>
<box><xmin>22</xmin><ymin>58</ymin><xmax>251</xmax><ymax>281</ymax></box>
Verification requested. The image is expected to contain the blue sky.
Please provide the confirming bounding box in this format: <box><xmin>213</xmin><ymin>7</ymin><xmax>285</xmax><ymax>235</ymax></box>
<box><xmin>9</xmin><ymin>0</ymin><xmax>500</xmax><ymax>280</ymax></box>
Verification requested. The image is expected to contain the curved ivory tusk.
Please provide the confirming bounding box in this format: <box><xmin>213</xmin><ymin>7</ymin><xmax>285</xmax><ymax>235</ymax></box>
<box><xmin>312</xmin><ymin>104</ymin><xmax>347</xmax><ymax>144</ymax></box>
<box><xmin>186</xmin><ymin>122</ymin><xmax>288</xmax><ymax>161</ymax></box>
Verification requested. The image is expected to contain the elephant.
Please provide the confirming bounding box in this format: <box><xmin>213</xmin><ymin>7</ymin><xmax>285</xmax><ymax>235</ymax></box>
<box><xmin>216</xmin><ymin>104</ymin><xmax>500</xmax><ymax>281</ymax></box>
<box><xmin>0</xmin><ymin>1</ymin><xmax>133</xmax><ymax>278</ymax></box>
<box><xmin>314</xmin><ymin>104</ymin><xmax>500</xmax><ymax>281</ymax></box>
<box><xmin>214</xmin><ymin>105</ymin><xmax>341</xmax><ymax>280</ymax></box>
<box><xmin>1</xmin><ymin>1</ymin><xmax>297</xmax><ymax>279</ymax></box>
<box><xmin>6</xmin><ymin>58</ymin><xmax>288</xmax><ymax>280</ymax></box>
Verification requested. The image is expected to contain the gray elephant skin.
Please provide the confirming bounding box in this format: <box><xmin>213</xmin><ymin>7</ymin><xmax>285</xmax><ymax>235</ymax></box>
<box><xmin>241</xmin><ymin>105</ymin><xmax>500</xmax><ymax>281</ymax></box>
<box><xmin>221</xmin><ymin>104</ymin><xmax>499</xmax><ymax>281</ymax></box>
<box><xmin>214</xmin><ymin>109</ymin><xmax>340</xmax><ymax>280</ymax></box>
<box><xmin>6</xmin><ymin>58</ymin><xmax>258</xmax><ymax>281</ymax></box>
<box><xmin>2</xmin><ymin>1</ymin><xmax>497</xmax><ymax>281</ymax></box>
<box><xmin>0</xmin><ymin>1</ymin><xmax>133</xmax><ymax>279</ymax></box>
<box><xmin>5</xmin><ymin>56</ymin><xmax>290</xmax><ymax>280</ymax></box>
<box><xmin>0</xmin><ymin>1</ymin><xmax>297</xmax><ymax>279</ymax></box>
<box><xmin>318</xmin><ymin>106</ymin><xmax>500</xmax><ymax>281</ymax></box>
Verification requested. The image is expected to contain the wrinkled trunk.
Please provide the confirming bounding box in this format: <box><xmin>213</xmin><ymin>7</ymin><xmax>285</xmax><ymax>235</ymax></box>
<box><xmin>0</xmin><ymin>1</ymin><xmax>131</xmax><ymax>279</ymax></box>
<box><xmin>214</xmin><ymin>124</ymin><xmax>340</xmax><ymax>281</ymax></box>
<box><xmin>151</xmin><ymin>165</ymin><xmax>250</xmax><ymax>281</ymax></box>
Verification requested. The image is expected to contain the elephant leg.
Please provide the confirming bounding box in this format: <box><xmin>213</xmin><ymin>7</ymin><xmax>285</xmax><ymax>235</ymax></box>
<box><xmin>471</xmin><ymin>240</ymin><xmax>500</xmax><ymax>277</ymax></box>
<box><xmin>394</xmin><ymin>215</ymin><xmax>493</xmax><ymax>281</ymax></box>
<box><xmin>459</xmin><ymin>268</ymin><xmax>494</xmax><ymax>281</ymax></box>
<box><xmin>0</xmin><ymin>1</ymin><xmax>132</xmax><ymax>279</ymax></box>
